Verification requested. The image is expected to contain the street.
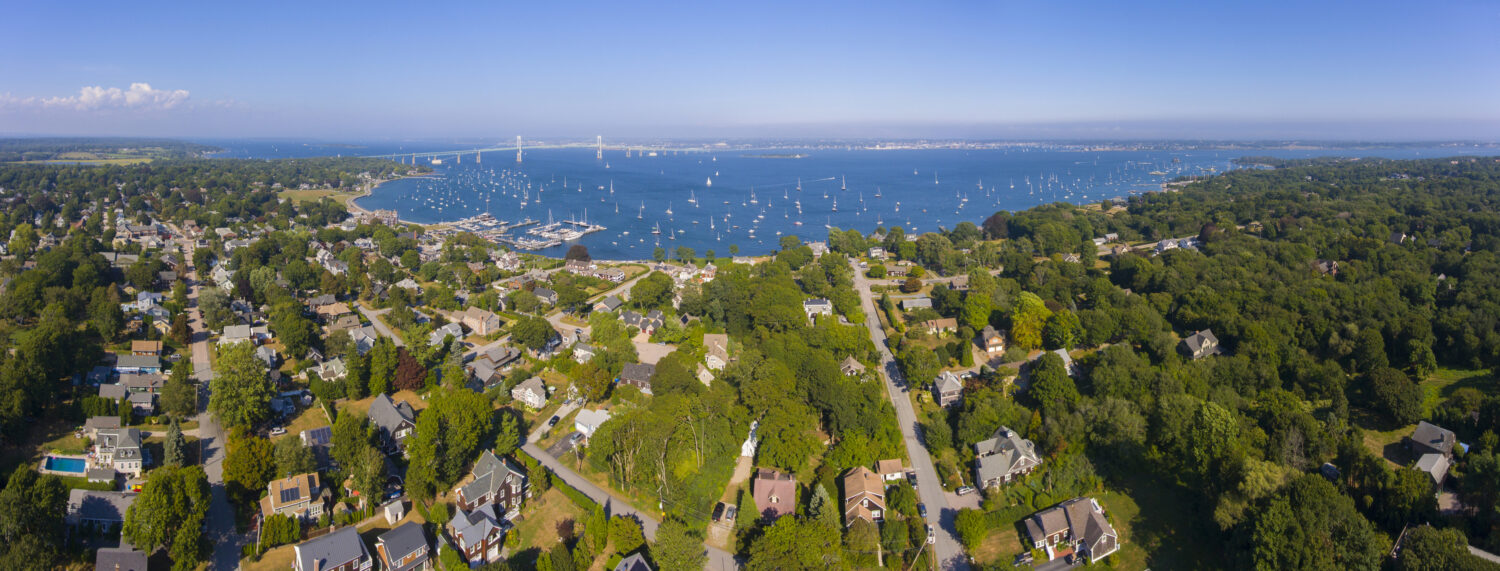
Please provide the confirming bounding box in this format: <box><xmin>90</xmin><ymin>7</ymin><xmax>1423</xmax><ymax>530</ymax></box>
<box><xmin>852</xmin><ymin>260</ymin><xmax>970</xmax><ymax>570</ymax></box>
<box><xmin>174</xmin><ymin>236</ymin><xmax>245</xmax><ymax>571</ymax></box>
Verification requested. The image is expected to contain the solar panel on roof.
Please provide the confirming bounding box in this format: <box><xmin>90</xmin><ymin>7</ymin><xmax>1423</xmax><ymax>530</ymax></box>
<box><xmin>281</xmin><ymin>488</ymin><xmax>302</xmax><ymax>503</ymax></box>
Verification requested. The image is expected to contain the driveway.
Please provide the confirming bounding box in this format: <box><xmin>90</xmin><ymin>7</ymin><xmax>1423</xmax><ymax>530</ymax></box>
<box><xmin>357</xmin><ymin>305</ymin><xmax>405</xmax><ymax>347</ymax></box>
<box><xmin>852</xmin><ymin>260</ymin><xmax>970</xmax><ymax>570</ymax></box>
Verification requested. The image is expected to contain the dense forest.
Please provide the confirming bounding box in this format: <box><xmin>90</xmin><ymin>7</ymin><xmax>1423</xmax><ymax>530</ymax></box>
<box><xmin>0</xmin><ymin>138</ymin><xmax>220</xmax><ymax>162</ymax></box>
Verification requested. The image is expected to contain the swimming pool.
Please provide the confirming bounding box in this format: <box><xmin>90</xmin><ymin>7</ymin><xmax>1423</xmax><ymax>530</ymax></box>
<box><xmin>43</xmin><ymin>456</ymin><xmax>87</xmax><ymax>474</ymax></box>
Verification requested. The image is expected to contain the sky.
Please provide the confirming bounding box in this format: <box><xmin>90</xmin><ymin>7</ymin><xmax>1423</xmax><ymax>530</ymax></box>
<box><xmin>1</xmin><ymin>0</ymin><xmax>1497</xmax><ymax>140</ymax></box>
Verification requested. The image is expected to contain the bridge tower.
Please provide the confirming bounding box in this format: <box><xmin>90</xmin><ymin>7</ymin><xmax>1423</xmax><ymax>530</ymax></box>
<box><xmin>516</xmin><ymin>136</ymin><xmax>523</xmax><ymax>163</ymax></box>
<box><xmin>597</xmin><ymin>135</ymin><xmax>603</xmax><ymax>160</ymax></box>
<box><xmin>456</xmin><ymin>152</ymin><xmax>461</xmax><ymax>165</ymax></box>
<box><xmin>476</xmin><ymin>150</ymin><xmax>481</xmax><ymax>164</ymax></box>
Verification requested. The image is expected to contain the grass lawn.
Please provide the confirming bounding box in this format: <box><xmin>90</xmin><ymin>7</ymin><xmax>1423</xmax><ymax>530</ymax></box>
<box><xmin>279</xmin><ymin>405</ymin><xmax>332</xmax><ymax>440</ymax></box>
<box><xmin>971</xmin><ymin>524</ymin><xmax>1025</xmax><ymax>566</ymax></box>
<box><xmin>40</xmin><ymin>430</ymin><xmax>90</xmax><ymax>455</ymax></box>
<box><xmin>1420</xmin><ymin>367</ymin><xmax>1496</xmax><ymax>416</ymax></box>
<box><xmin>1101</xmin><ymin>471</ymin><xmax>1226</xmax><ymax>569</ymax></box>
<box><xmin>513</xmin><ymin>488</ymin><xmax>589</xmax><ymax>552</ymax></box>
<box><xmin>277</xmin><ymin>188</ymin><xmax>358</xmax><ymax>206</ymax></box>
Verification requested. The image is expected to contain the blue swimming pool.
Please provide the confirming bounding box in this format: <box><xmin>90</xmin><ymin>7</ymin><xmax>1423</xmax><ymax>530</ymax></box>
<box><xmin>44</xmin><ymin>456</ymin><xmax>87</xmax><ymax>474</ymax></box>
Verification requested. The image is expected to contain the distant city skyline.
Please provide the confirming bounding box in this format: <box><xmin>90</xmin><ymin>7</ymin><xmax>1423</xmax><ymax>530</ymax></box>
<box><xmin>2</xmin><ymin>1</ymin><xmax>1496</xmax><ymax>140</ymax></box>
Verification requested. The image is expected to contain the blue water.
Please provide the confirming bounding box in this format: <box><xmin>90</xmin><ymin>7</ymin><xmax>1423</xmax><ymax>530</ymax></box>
<box><xmin>200</xmin><ymin>140</ymin><xmax>1496</xmax><ymax>260</ymax></box>
<box><xmin>45</xmin><ymin>456</ymin><xmax>86</xmax><ymax>473</ymax></box>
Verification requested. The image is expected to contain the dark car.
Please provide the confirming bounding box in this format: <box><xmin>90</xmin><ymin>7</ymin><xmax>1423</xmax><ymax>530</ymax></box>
<box><xmin>712</xmin><ymin>502</ymin><xmax>726</xmax><ymax>521</ymax></box>
<box><xmin>918</xmin><ymin>503</ymin><xmax>928</xmax><ymax>518</ymax></box>
<box><xmin>547</xmin><ymin>415</ymin><xmax>561</xmax><ymax>427</ymax></box>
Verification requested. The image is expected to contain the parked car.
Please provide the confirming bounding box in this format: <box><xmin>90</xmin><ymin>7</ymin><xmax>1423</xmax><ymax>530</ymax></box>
<box><xmin>569</xmin><ymin>432</ymin><xmax>584</xmax><ymax>443</ymax></box>
<box><xmin>724</xmin><ymin>505</ymin><xmax>738</xmax><ymax>521</ymax></box>
<box><xmin>1014</xmin><ymin>553</ymin><xmax>1034</xmax><ymax>566</ymax></box>
<box><xmin>712</xmin><ymin>502</ymin><xmax>726</xmax><ymax>521</ymax></box>
<box><xmin>956</xmin><ymin>485</ymin><xmax>976</xmax><ymax>496</ymax></box>
<box><xmin>907</xmin><ymin>472</ymin><xmax>919</xmax><ymax>487</ymax></box>
<box><xmin>547</xmin><ymin>415</ymin><xmax>561</xmax><ymax>427</ymax></box>
<box><xmin>269</xmin><ymin>427</ymin><xmax>286</xmax><ymax>436</ymax></box>
<box><xmin>926</xmin><ymin>525</ymin><xmax>936</xmax><ymax>544</ymax></box>
<box><xmin>918</xmin><ymin>503</ymin><xmax>928</xmax><ymax>518</ymax></box>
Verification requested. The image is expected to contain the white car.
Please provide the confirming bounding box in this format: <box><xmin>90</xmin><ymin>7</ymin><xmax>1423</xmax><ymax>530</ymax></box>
<box><xmin>269</xmin><ymin>427</ymin><xmax>286</xmax><ymax>436</ymax></box>
<box><xmin>926</xmin><ymin>525</ymin><xmax>936</xmax><ymax>545</ymax></box>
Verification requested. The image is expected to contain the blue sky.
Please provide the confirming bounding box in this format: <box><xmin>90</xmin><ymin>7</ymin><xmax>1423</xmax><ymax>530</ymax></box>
<box><xmin>2</xmin><ymin>0</ymin><xmax>1496</xmax><ymax>140</ymax></box>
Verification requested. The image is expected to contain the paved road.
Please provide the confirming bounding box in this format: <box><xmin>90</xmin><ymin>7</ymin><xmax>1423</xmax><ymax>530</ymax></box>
<box><xmin>852</xmin><ymin>260</ymin><xmax>969</xmax><ymax>571</ymax></box>
<box><xmin>357</xmin><ymin>305</ymin><xmax>406</xmax><ymax>347</ymax></box>
<box><xmin>176</xmin><ymin>238</ymin><xmax>244</xmax><ymax>571</ymax></box>
<box><xmin>543</xmin><ymin>269</ymin><xmax>651</xmax><ymax>342</ymax></box>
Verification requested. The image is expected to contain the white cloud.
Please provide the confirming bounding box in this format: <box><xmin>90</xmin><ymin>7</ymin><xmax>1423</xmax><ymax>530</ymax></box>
<box><xmin>1</xmin><ymin>82</ymin><xmax>190</xmax><ymax>111</ymax></box>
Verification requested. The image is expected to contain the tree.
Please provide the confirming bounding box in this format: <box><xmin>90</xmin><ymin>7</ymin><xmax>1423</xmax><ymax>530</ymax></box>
<box><xmin>896</xmin><ymin>347</ymin><xmax>940</xmax><ymax>388</ymax></box>
<box><xmin>1395</xmin><ymin>525</ymin><xmax>1478</xmax><ymax>570</ymax></box>
<box><xmin>495</xmin><ymin>411</ymin><xmax>521</xmax><ymax>457</ymax></box>
<box><xmin>845</xmin><ymin>518</ymin><xmax>880</xmax><ymax>566</ymax></box>
<box><xmin>393</xmin><ymin>347</ymin><xmax>427</xmax><ymax>391</ymax></box>
<box><xmin>1042</xmin><ymin>310</ymin><xmax>1081</xmax><ymax>350</ymax></box>
<box><xmin>161</xmin><ymin>364</ymin><xmax>196</xmax><ymax>418</ymax></box>
<box><xmin>1368</xmin><ymin>367</ymin><xmax>1422</xmax><ymax>425</ymax></box>
<box><xmin>89</xmin><ymin>291</ymin><xmax>125</xmax><ymax>342</ymax></box>
<box><xmin>259</xmin><ymin>513</ymin><xmax>302</xmax><ymax>550</ymax></box>
<box><xmin>610</xmin><ymin>516</ymin><xmax>646</xmax><ymax>555</ymax></box>
<box><xmin>653</xmin><ymin>517</ymin><xmax>707</xmax><ymax>571</ymax></box>
<box><xmin>954</xmin><ymin>508</ymin><xmax>988</xmax><ymax>552</ymax></box>
<box><xmin>1028</xmin><ymin>352</ymin><xmax>1079</xmax><ymax>413</ymax></box>
<box><xmin>887</xmin><ymin>480</ymin><xmax>918</xmax><ymax>518</ymax></box>
<box><xmin>961</xmin><ymin>293</ymin><xmax>991</xmax><ymax>331</ymax></box>
<box><xmin>368</xmin><ymin>340</ymin><xmax>397</xmax><ymax>395</ymax></box>
<box><xmin>270</xmin><ymin>302</ymin><xmax>318</xmax><ymax>358</ymax></box>
<box><xmin>123</xmin><ymin>465</ymin><xmax>209</xmax><ymax>559</ymax></box>
<box><xmin>7</xmin><ymin>223</ymin><xmax>36</xmax><ymax>259</ymax></box>
<box><xmin>164</xmin><ymin>418</ymin><xmax>187</xmax><ymax>466</ymax></box>
<box><xmin>511</xmin><ymin>315</ymin><xmax>558</xmax><ymax>352</ymax></box>
<box><xmin>900</xmin><ymin>276</ymin><xmax>922</xmax><ymax>294</ymax></box>
<box><xmin>1241</xmin><ymin>475</ymin><xmax>1381</xmax><ymax>570</ymax></box>
<box><xmin>747</xmin><ymin>516</ymin><xmax>843</xmax><ymax>570</ymax></box>
<box><xmin>208</xmin><ymin>342</ymin><xmax>273</xmax><ymax>430</ymax></box>
<box><xmin>331</xmin><ymin>411</ymin><xmax>373</xmax><ymax>473</ymax></box>
<box><xmin>629</xmin><ymin>272</ymin><xmax>675</xmax><ymax>310</ymax></box>
<box><xmin>224</xmin><ymin>433</ymin><xmax>275</xmax><ymax>508</ymax></box>
<box><xmin>808</xmin><ymin>484</ymin><xmax>839</xmax><ymax>530</ymax></box>
<box><xmin>0</xmin><ymin>468</ymin><xmax>68</xmax><ymax>564</ymax></box>
<box><xmin>653</xmin><ymin>247</ymin><xmax>666</xmax><ymax>262</ymax></box>
<box><xmin>565</xmin><ymin>244</ymin><xmax>591</xmax><ymax>262</ymax></box>
<box><xmin>170</xmin><ymin>313</ymin><xmax>190</xmax><ymax>345</ymax></box>
<box><xmin>1009</xmin><ymin>292</ymin><xmax>1052</xmax><ymax>350</ymax></box>
<box><xmin>273</xmin><ymin>436</ymin><xmax>317</xmax><ymax>477</ymax></box>
<box><xmin>404</xmin><ymin>388</ymin><xmax>494</xmax><ymax>499</ymax></box>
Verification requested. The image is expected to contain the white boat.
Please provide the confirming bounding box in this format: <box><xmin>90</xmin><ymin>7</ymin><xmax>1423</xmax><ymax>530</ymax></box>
<box><xmin>841</xmin><ymin>175</ymin><xmax>846</xmax><ymax>191</ymax></box>
<box><xmin>652</xmin><ymin>223</ymin><xmax>661</xmax><ymax>235</ymax></box>
<box><xmin>689</xmin><ymin>190</ymin><xmax>697</xmax><ymax>205</ymax></box>
<box><xmin>796</xmin><ymin>177</ymin><xmax>802</xmax><ymax>191</ymax></box>
<box><xmin>666</xmin><ymin>202</ymin><xmax>673</xmax><ymax>216</ymax></box>
<box><xmin>638</xmin><ymin>202</ymin><xmax>644</xmax><ymax>219</ymax></box>
<box><xmin>749</xmin><ymin>188</ymin><xmax>758</xmax><ymax>205</ymax></box>
<box><xmin>706</xmin><ymin>177</ymin><xmax>713</xmax><ymax>187</ymax></box>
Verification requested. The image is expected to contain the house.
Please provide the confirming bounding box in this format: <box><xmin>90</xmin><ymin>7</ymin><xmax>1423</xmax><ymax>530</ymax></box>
<box><xmin>317</xmin><ymin>358</ymin><xmax>348</xmax><ymax>381</ymax></box>
<box><xmin>99</xmin><ymin>383</ymin><xmax>128</xmax><ymax>400</ymax></box>
<box><xmin>621</xmin><ymin>310</ymin><xmax>665</xmax><ymax>335</ymax></box>
<box><xmin>94</xmin><ymin>428</ymin><xmax>144</xmax><ymax>477</ymax></box>
<box><xmin>1024</xmin><ymin>497</ymin><xmax>1120</xmax><ymax>564</ymax></box>
<box><xmin>128</xmin><ymin>392</ymin><xmax>156</xmax><ymax>415</ymax></box>
<box><xmin>803</xmin><ymin>298</ymin><xmax>834</xmax><ymax>322</ymax></box>
<box><xmin>351</xmin><ymin>325</ymin><xmax>381</xmax><ymax>355</ymax></box>
<box><xmin>840</xmin><ymin>356</ymin><xmax>866</xmax><ymax>377</ymax></box>
<box><xmin>95</xmin><ymin>546</ymin><xmax>149</xmax><ymax>571</ymax></box>
<box><xmin>395</xmin><ymin>278</ymin><xmax>421</xmax><ymax>291</ymax></box>
<box><xmin>460</xmin><ymin>306</ymin><xmax>502</xmax><ymax>336</ymax></box>
<box><xmin>1409</xmin><ymin>421</ymin><xmax>1457</xmax><ymax>458</ymax></box>
<box><xmin>327</xmin><ymin>313</ymin><xmax>363</xmax><ymax>335</ymax></box>
<box><xmin>842</xmin><ymin>466</ymin><xmax>886</xmax><ymax>526</ymax></box>
<box><xmin>975</xmin><ymin>426</ymin><xmax>1042</xmax><ymax>488</ymax></box>
<box><xmin>255</xmin><ymin>345</ymin><xmax>280</xmax><ymax>368</ymax></box>
<box><xmin>370</xmin><ymin>394</ymin><xmax>417</xmax><ymax>454</ymax></box>
<box><xmin>84</xmin><ymin>416</ymin><xmax>121</xmax><ymax>439</ymax></box>
<box><xmin>448</xmin><ymin>504</ymin><xmax>506</xmax><ymax>566</ymax></box>
<box><xmin>376</xmin><ymin>521</ymin><xmax>432</xmax><ymax>571</ymax></box>
<box><xmin>614</xmin><ymin>553</ymin><xmax>654</xmax><ymax>571</ymax></box>
<box><xmin>807</xmin><ymin>241</ymin><xmax>829</xmax><ymax>257</ymax></box>
<box><xmin>119</xmin><ymin>373</ymin><xmax>164</xmax><ymax>393</ymax></box>
<box><xmin>316</xmin><ymin>302</ymin><xmax>354</xmax><ymax>321</ymax></box>
<box><xmin>594</xmin><ymin>295</ymin><xmax>624</xmax><ymax>313</ymax></box>
<box><xmin>220</xmin><ymin>324</ymin><xmax>254</xmax><ymax>345</ymax></box>
<box><xmin>901</xmin><ymin>297</ymin><xmax>933</xmax><ymax>311</ymax></box>
<box><xmin>261</xmin><ymin>473</ymin><xmax>325</xmax><ymax>521</ymax></box>
<box><xmin>293</xmin><ymin>526</ymin><xmax>374</xmax><ymax>571</ymax></box>
<box><xmin>495</xmin><ymin>251</ymin><xmax>522</xmax><ymax>271</ymax></box>
<box><xmin>511</xmin><ymin>377</ymin><xmax>548</xmax><ymax>410</ymax></box>
<box><xmin>620</xmin><ymin>363</ymin><xmax>656</xmax><ymax>394</ymax></box>
<box><xmin>1415</xmin><ymin>454</ymin><xmax>1451</xmax><ymax>487</ymax></box>
<box><xmin>533</xmin><ymin>287</ymin><xmax>558</xmax><ymax>306</ymax></box>
<box><xmin>383</xmin><ymin>499</ymin><xmax>407</xmax><ymax>525</ymax></box>
<box><xmin>130</xmin><ymin>340</ymin><xmax>162</xmax><ymax>356</ymax></box>
<box><xmin>455</xmin><ymin>451</ymin><xmax>529</xmax><ymax>517</ymax></box>
<box><xmin>704</xmin><ymin>334</ymin><xmax>730</xmax><ymax>370</ymax></box>
<box><xmin>875</xmin><ymin>459</ymin><xmax>906</xmax><ymax>482</ymax></box>
<box><xmin>934</xmin><ymin>371</ymin><xmax>963</xmax><ymax>407</ymax></box>
<box><xmin>1179</xmin><ymin>329</ymin><xmax>1221</xmax><ymax>360</ymax></box>
<box><xmin>302</xmin><ymin>426</ymin><xmax>334</xmax><ymax>469</ymax></box>
<box><xmin>429</xmin><ymin>322</ymin><xmax>465</xmax><ymax>347</ymax></box>
<box><xmin>306</xmin><ymin>294</ymin><xmax>337</xmax><ymax>309</ymax></box>
<box><xmin>981</xmin><ymin>325</ymin><xmax>1006</xmax><ymax>354</ymax></box>
<box><xmin>868</xmin><ymin>246</ymin><xmax>887</xmax><ymax>260</ymax></box>
<box><xmin>574</xmin><ymin>409</ymin><xmax>613</xmax><ymax>439</ymax></box>
<box><xmin>752</xmin><ymin>468</ymin><xmax>796</xmax><ymax>520</ymax></box>
<box><xmin>67</xmin><ymin>489</ymin><xmax>135</xmax><ymax>530</ymax></box>
<box><xmin>572</xmin><ymin>343</ymin><xmax>597</xmax><ymax>364</ymax></box>
<box><xmin>922</xmin><ymin>317</ymin><xmax>958</xmax><ymax>335</ymax></box>
<box><xmin>114</xmin><ymin>354</ymin><xmax>161</xmax><ymax>375</ymax></box>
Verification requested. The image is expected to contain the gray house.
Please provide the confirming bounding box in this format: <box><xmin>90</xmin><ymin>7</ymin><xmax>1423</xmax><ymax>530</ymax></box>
<box><xmin>975</xmin><ymin>427</ymin><xmax>1041</xmax><ymax>488</ymax></box>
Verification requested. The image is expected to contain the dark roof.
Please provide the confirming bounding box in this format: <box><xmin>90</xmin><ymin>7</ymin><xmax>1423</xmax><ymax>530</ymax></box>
<box><xmin>369</xmin><ymin>394</ymin><xmax>415</xmax><ymax>433</ymax></box>
<box><xmin>95</xmin><ymin>547</ymin><xmax>149</xmax><ymax>571</ymax></box>
<box><xmin>1411</xmin><ymin>421</ymin><xmax>1456</xmax><ymax>456</ymax></box>
<box><xmin>302</xmin><ymin>426</ymin><xmax>333</xmax><ymax>446</ymax></box>
<box><xmin>614</xmin><ymin>552</ymin><xmax>654</xmax><ymax>571</ymax></box>
<box><xmin>296</xmin><ymin>526</ymin><xmax>369</xmax><ymax>571</ymax></box>
<box><xmin>378</xmin><ymin>521</ymin><xmax>430</xmax><ymax>569</ymax></box>
<box><xmin>621</xmin><ymin>363</ymin><xmax>655</xmax><ymax>384</ymax></box>
<box><xmin>69</xmin><ymin>490</ymin><xmax>135</xmax><ymax>523</ymax></box>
